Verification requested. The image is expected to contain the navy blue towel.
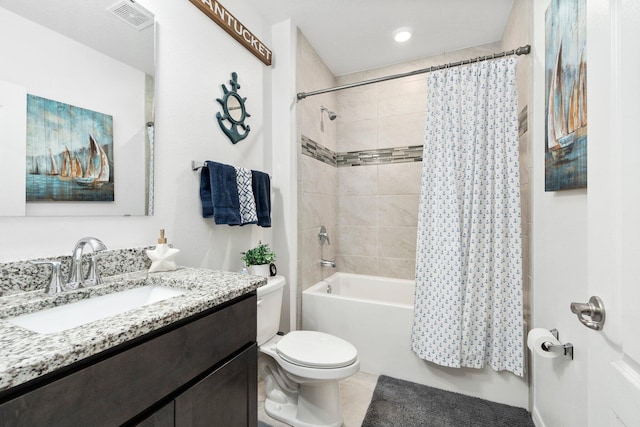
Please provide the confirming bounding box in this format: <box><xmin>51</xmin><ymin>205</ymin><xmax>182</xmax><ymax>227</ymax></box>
<box><xmin>200</xmin><ymin>161</ymin><xmax>242</xmax><ymax>225</ymax></box>
<box><xmin>251</xmin><ymin>170</ymin><xmax>271</xmax><ymax>227</ymax></box>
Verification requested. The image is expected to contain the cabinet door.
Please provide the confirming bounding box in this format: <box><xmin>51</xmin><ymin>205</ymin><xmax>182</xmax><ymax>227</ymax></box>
<box><xmin>135</xmin><ymin>401</ymin><xmax>174</xmax><ymax>427</ymax></box>
<box><xmin>175</xmin><ymin>344</ymin><xmax>257</xmax><ymax>427</ymax></box>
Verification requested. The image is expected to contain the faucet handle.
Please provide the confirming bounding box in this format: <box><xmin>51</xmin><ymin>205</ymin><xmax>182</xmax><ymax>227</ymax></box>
<box><xmin>318</xmin><ymin>226</ymin><xmax>331</xmax><ymax>245</ymax></box>
<box><xmin>30</xmin><ymin>260</ymin><xmax>65</xmax><ymax>295</ymax></box>
<box><xmin>84</xmin><ymin>252</ymin><xmax>106</xmax><ymax>287</ymax></box>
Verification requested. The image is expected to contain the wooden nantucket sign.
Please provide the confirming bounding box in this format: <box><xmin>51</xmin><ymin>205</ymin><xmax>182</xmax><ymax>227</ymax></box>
<box><xmin>188</xmin><ymin>0</ymin><xmax>272</xmax><ymax>66</ymax></box>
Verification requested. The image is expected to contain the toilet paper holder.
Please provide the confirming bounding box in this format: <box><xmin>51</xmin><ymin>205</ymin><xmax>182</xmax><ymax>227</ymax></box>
<box><xmin>541</xmin><ymin>329</ymin><xmax>574</xmax><ymax>360</ymax></box>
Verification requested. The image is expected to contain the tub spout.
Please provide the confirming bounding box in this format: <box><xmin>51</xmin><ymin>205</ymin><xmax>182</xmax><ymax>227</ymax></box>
<box><xmin>320</xmin><ymin>259</ymin><xmax>336</xmax><ymax>268</ymax></box>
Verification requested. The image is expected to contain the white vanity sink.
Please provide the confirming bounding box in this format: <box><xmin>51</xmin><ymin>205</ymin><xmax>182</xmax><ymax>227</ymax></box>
<box><xmin>6</xmin><ymin>285</ymin><xmax>185</xmax><ymax>334</ymax></box>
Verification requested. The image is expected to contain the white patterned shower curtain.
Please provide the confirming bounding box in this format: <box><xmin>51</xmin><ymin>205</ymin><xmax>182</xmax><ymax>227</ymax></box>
<box><xmin>411</xmin><ymin>57</ymin><xmax>524</xmax><ymax>376</ymax></box>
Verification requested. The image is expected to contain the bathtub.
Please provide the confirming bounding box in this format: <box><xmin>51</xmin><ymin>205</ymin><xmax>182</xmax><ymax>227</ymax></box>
<box><xmin>302</xmin><ymin>272</ymin><xmax>528</xmax><ymax>409</ymax></box>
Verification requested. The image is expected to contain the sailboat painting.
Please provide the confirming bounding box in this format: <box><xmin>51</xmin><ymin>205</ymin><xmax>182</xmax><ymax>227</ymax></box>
<box><xmin>26</xmin><ymin>95</ymin><xmax>114</xmax><ymax>202</ymax></box>
<box><xmin>545</xmin><ymin>0</ymin><xmax>587</xmax><ymax>191</ymax></box>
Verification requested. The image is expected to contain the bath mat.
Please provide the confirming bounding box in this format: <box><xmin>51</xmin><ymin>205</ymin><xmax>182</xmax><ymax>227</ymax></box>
<box><xmin>362</xmin><ymin>375</ymin><xmax>534</xmax><ymax>427</ymax></box>
<box><xmin>257</xmin><ymin>421</ymin><xmax>272</xmax><ymax>427</ymax></box>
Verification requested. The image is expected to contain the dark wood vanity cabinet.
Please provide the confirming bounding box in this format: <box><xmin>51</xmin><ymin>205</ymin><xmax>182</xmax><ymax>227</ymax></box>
<box><xmin>174</xmin><ymin>344</ymin><xmax>256</xmax><ymax>426</ymax></box>
<box><xmin>0</xmin><ymin>293</ymin><xmax>257</xmax><ymax>427</ymax></box>
<box><xmin>137</xmin><ymin>344</ymin><xmax>257</xmax><ymax>427</ymax></box>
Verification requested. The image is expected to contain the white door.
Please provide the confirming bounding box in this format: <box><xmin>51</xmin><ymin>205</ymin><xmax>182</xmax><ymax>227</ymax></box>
<box><xmin>587</xmin><ymin>1</ymin><xmax>640</xmax><ymax>425</ymax></box>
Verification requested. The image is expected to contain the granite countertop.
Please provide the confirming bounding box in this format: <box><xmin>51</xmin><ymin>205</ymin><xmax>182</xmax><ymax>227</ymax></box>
<box><xmin>0</xmin><ymin>267</ymin><xmax>266</xmax><ymax>393</ymax></box>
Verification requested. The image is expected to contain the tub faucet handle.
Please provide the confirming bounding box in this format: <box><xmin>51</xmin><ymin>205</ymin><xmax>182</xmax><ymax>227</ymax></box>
<box><xmin>318</xmin><ymin>226</ymin><xmax>330</xmax><ymax>245</ymax></box>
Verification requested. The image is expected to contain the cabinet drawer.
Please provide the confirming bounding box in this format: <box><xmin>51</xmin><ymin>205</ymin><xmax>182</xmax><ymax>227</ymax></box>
<box><xmin>0</xmin><ymin>294</ymin><xmax>256</xmax><ymax>427</ymax></box>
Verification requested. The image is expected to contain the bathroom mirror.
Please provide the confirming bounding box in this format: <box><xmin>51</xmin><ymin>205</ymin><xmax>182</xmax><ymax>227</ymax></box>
<box><xmin>0</xmin><ymin>0</ymin><xmax>155</xmax><ymax>216</ymax></box>
<box><xmin>227</xmin><ymin>94</ymin><xmax>245</xmax><ymax>123</ymax></box>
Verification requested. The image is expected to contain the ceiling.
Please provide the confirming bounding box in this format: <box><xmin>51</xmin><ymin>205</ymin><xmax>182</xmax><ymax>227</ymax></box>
<box><xmin>0</xmin><ymin>0</ymin><xmax>155</xmax><ymax>75</ymax></box>
<box><xmin>245</xmin><ymin>0</ymin><xmax>515</xmax><ymax>76</ymax></box>
<box><xmin>1</xmin><ymin>0</ymin><xmax>515</xmax><ymax>78</ymax></box>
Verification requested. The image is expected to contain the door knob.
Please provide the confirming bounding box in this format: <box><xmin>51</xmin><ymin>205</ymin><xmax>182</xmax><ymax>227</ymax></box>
<box><xmin>570</xmin><ymin>296</ymin><xmax>605</xmax><ymax>331</ymax></box>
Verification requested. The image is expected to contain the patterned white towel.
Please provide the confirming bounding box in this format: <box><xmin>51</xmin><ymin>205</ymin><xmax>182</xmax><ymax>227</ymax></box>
<box><xmin>235</xmin><ymin>167</ymin><xmax>258</xmax><ymax>225</ymax></box>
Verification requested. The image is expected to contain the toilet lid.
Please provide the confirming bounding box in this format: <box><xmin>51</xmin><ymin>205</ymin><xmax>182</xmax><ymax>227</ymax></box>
<box><xmin>276</xmin><ymin>331</ymin><xmax>358</xmax><ymax>369</ymax></box>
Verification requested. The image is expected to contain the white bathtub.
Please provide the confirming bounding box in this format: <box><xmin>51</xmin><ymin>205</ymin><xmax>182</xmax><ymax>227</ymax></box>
<box><xmin>302</xmin><ymin>272</ymin><xmax>528</xmax><ymax>408</ymax></box>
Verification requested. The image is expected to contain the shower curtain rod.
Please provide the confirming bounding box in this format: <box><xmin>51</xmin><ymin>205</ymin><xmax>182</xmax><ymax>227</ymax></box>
<box><xmin>296</xmin><ymin>44</ymin><xmax>531</xmax><ymax>100</ymax></box>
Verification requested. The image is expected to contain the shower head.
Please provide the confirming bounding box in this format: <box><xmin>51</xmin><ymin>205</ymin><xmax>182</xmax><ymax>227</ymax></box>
<box><xmin>321</xmin><ymin>106</ymin><xmax>337</xmax><ymax>121</ymax></box>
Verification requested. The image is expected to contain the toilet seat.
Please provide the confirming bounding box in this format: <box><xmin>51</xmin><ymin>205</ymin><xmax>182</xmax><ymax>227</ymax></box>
<box><xmin>276</xmin><ymin>330</ymin><xmax>358</xmax><ymax>369</ymax></box>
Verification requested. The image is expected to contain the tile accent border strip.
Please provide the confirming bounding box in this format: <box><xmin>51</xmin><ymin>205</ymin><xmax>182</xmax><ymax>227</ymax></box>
<box><xmin>301</xmin><ymin>135</ymin><xmax>423</xmax><ymax>167</ymax></box>
<box><xmin>301</xmin><ymin>135</ymin><xmax>337</xmax><ymax>167</ymax></box>
<box><xmin>303</xmin><ymin>103</ymin><xmax>528</xmax><ymax>168</ymax></box>
<box><xmin>337</xmin><ymin>145</ymin><xmax>423</xmax><ymax>167</ymax></box>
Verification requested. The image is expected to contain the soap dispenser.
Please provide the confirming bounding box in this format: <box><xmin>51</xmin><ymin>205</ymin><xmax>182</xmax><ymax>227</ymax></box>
<box><xmin>146</xmin><ymin>229</ymin><xmax>180</xmax><ymax>273</ymax></box>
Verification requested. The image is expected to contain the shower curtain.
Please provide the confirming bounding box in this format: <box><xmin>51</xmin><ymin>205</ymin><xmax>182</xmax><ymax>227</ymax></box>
<box><xmin>411</xmin><ymin>57</ymin><xmax>524</xmax><ymax>376</ymax></box>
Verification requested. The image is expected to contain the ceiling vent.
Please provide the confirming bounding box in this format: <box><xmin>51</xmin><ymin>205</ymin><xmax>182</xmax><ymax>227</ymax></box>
<box><xmin>107</xmin><ymin>0</ymin><xmax>154</xmax><ymax>31</ymax></box>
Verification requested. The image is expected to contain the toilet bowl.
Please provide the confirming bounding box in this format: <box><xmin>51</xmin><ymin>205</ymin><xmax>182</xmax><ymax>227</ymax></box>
<box><xmin>257</xmin><ymin>276</ymin><xmax>359</xmax><ymax>427</ymax></box>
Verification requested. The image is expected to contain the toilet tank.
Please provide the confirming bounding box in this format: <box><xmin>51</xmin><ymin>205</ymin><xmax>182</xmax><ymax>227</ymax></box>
<box><xmin>256</xmin><ymin>275</ymin><xmax>285</xmax><ymax>346</ymax></box>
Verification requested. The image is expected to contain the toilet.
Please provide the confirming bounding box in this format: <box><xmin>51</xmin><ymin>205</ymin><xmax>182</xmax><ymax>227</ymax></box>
<box><xmin>257</xmin><ymin>275</ymin><xmax>359</xmax><ymax>427</ymax></box>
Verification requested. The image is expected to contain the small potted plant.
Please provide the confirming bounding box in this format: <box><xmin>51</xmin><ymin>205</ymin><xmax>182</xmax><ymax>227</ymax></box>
<box><xmin>241</xmin><ymin>241</ymin><xmax>276</xmax><ymax>277</ymax></box>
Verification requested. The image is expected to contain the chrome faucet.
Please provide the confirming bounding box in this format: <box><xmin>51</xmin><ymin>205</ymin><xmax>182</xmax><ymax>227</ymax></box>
<box><xmin>67</xmin><ymin>237</ymin><xmax>107</xmax><ymax>289</ymax></box>
<box><xmin>30</xmin><ymin>259</ymin><xmax>65</xmax><ymax>294</ymax></box>
<box><xmin>84</xmin><ymin>252</ymin><xmax>106</xmax><ymax>287</ymax></box>
<box><xmin>318</xmin><ymin>226</ymin><xmax>330</xmax><ymax>246</ymax></box>
<box><xmin>318</xmin><ymin>226</ymin><xmax>336</xmax><ymax>268</ymax></box>
<box><xmin>320</xmin><ymin>259</ymin><xmax>336</xmax><ymax>268</ymax></box>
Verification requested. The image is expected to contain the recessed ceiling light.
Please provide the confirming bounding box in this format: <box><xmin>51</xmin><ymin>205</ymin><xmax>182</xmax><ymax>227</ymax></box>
<box><xmin>393</xmin><ymin>27</ymin><xmax>413</xmax><ymax>43</ymax></box>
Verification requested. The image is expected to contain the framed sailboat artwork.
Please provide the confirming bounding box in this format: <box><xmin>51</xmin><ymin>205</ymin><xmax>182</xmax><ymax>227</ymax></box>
<box><xmin>545</xmin><ymin>0</ymin><xmax>587</xmax><ymax>191</ymax></box>
<box><xmin>25</xmin><ymin>95</ymin><xmax>114</xmax><ymax>202</ymax></box>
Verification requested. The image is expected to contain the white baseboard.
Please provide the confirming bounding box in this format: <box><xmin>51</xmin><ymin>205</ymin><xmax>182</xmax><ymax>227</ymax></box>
<box><xmin>531</xmin><ymin>406</ymin><xmax>546</xmax><ymax>427</ymax></box>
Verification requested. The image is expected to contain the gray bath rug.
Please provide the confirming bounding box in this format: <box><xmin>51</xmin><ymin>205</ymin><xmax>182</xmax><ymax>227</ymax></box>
<box><xmin>362</xmin><ymin>375</ymin><xmax>534</xmax><ymax>427</ymax></box>
<box><xmin>257</xmin><ymin>421</ymin><xmax>272</xmax><ymax>427</ymax></box>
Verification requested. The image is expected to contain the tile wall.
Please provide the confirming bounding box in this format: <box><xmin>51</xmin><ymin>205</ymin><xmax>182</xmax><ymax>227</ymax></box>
<box><xmin>336</xmin><ymin>160</ymin><xmax>421</xmax><ymax>279</ymax></box>
<box><xmin>501</xmin><ymin>0</ymin><xmax>533</xmax><ymax>400</ymax></box>
<box><xmin>333</xmin><ymin>42</ymin><xmax>503</xmax><ymax>280</ymax></box>
<box><xmin>296</xmin><ymin>30</ymin><xmax>338</xmax><ymax>328</ymax></box>
<box><xmin>296</xmin><ymin>11</ymin><xmax>531</xmax><ymax>325</ymax></box>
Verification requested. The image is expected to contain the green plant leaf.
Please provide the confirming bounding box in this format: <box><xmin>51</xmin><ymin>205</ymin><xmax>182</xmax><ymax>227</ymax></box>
<box><xmin>240</xmin><ymin>240</ymin><xmax>276</xmax><ymax>266</ymax></box>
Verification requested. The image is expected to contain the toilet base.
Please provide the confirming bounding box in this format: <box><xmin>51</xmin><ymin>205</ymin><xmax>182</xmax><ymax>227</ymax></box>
<box><xmin>258</xmin><ymin>334</ymin><xmax>358</xmax><ymax>427</ymax></box>
<box><xmin>263</xmin><ymin>381</ymin><xmax>343</xmax><ymax>427</ymax></box>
